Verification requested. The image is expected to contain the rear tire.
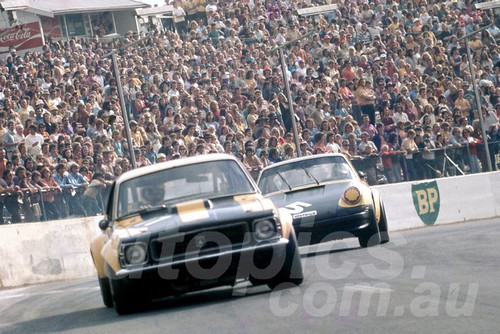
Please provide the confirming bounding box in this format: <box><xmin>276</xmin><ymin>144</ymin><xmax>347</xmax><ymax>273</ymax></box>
<box><xmin>98</xmin><ymin>277</ymin><xmax>113</xmax><ymax>308</ymax></box>
<box><xmin>358</xmin><ymin>208</ymin><xmax>381</xmax><ymax>248</ymax></box>
<box><xmin>267</xmin><ymin>230</ymin><xmax>304</xmax><ymax>289</ymax></box>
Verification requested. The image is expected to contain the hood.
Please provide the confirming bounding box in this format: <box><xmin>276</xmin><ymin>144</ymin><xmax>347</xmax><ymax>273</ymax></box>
<box><xmin>266</xmin><ymin>180</ymin><xmax>353</xmax><ymax>221</ymax></box>
<box><xmin>115</xmin><ymin>193</ymin><xmax>275</xmax><ymax>238</ymax></box>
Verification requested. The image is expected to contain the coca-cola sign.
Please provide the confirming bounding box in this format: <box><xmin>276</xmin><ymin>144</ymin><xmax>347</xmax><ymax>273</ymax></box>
<box><xmin>0</xmin><ymin>21</ymin><xmax>43</xmax><ymax>54</ymax></box>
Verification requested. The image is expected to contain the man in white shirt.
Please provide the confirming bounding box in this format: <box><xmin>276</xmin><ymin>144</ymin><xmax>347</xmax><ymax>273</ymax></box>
<box><xmin>206</xmin><ymin>0</ymin><xmax>217</xmax><ymax>16</ymax></box>
<box><xmin>25</xmin><ymin>124</ymin><xmax>44</xmax><ymax>157</ymax></box>
<box><xmin>172</xmin><ymin>1</ymin><xmax>187</xmax><ymax>37</ymax></box>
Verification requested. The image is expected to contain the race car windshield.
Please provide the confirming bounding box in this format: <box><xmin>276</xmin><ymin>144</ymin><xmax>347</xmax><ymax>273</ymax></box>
<box><xmin>258</xmin><ymin>156</ymin><xmax>354</xmax><ymax>195</ymax></box>
<box><xmin>116</xmin><ymin>160</ymin><xmax>255</xmax><ymax>220</ymax></box>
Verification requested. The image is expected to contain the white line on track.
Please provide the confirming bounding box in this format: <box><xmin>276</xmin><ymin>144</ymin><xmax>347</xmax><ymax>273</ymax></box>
<box><xmin>0</xmin><ymin>286</ymin><xmax>99</xmax><ymax>300</ymax></box>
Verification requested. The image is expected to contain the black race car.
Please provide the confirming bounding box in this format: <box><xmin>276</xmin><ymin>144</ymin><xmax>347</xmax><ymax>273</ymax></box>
<box><xmin>257</xmin><ymin>154</ymin><xmax>389</xmax><ymax>247</ymax></box>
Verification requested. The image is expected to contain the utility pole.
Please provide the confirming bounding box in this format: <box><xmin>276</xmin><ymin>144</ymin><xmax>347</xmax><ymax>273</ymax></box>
<box><xmin>274</xmin><ymin>30</ymin><xmax>315</xmax><ymax>157</ymax></box>
<box><xmin>104</xmin><ymin>33</ymin><xmax>154</xmax><ymax>169</ymax></box>
<box><xmin>459</xmin><ymin>24</ymin><xmax>494</xmax><ymax>172</ymax></box>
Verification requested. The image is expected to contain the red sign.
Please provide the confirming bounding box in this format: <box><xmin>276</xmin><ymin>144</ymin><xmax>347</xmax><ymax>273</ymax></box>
<box><xmin>41</xmin><ymin>16</ymin><xmax>63</xmax><ymax>39</ymax></box>
<box><xmin>0</xmin><ymin>21</ymin><xmax>44</xmax><ymax>55</ymax></box>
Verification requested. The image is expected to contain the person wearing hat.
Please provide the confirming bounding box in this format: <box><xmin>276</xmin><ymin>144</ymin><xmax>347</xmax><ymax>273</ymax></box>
<box><xmin>129</xmin><ymin>120</ymin><xmax>144</xmax><ymax>147</ymax></box>
<box><xmin>61</xmin><ymin>71</ymin><xmax>72</xmax><ymax>85</ymax></box>
<box><xmin>35</xmin><ymin>98</ymin><xmax>46</xmax><ymax>109</ymax></box>
<box><xmin>268</xmin><ymin>112</ymin><xmax>283</xmax><ymax>133</ymax></box>
<box><xmin>135</xmin><ymin>146</ymin><xmax>152</xmax><ymax>168</ymax></box>
<box><xmin>157</xmin><ymin>153</ymin><xmax>167</xmax><ymax>163</ymax></box>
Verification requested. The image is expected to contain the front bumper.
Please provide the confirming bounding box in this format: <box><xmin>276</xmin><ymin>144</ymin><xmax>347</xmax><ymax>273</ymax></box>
<box><xmin>111</xmin><ymin>238</ymin><xmax>289</xmax><ymax>296</ymax></box>
<box><xmin>294</xmin><ymin>206</ymin><xmax>374</xmax><ymax>245</ymax></box>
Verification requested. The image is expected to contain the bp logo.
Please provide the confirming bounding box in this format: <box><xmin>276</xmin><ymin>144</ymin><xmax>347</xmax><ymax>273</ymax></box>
<box><xmin>412</xmin><ymin>181</ymin><xmax>440</xmax><ymax>226</ymax></box>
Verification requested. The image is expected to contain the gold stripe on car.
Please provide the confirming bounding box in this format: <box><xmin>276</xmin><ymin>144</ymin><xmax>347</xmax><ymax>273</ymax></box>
<box><xmin>176</xmin><ymin>200</ymin><xmax>209</xmax><ymax>223</ymax></box>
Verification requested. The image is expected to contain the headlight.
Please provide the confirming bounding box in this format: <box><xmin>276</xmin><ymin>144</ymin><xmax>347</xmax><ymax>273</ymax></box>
<box><xmin>123</xmin><ymin>243</ymin><xmax>148</xmax><ymax>265</ymax></box>
<box><xmin>343</xmin><ymin>186</ymin><xmax>361</xmax><ymax>205</ymax></box>
<box><xmin>253</xmin><ymin>219</ymin><xmax>277</xmax><ymax>240</ymax></box>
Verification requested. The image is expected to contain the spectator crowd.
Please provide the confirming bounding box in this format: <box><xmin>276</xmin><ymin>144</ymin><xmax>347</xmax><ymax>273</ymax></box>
<box><xmin>1</xmin><ymin>0</ymin><xmax>500</xmax><ymax>223</ymax></box>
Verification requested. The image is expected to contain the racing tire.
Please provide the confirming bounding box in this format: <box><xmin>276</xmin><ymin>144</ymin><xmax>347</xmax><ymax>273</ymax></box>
<box><xmin>109</xmin><ymin>275</ymin><xmax>148</xmax><ymax>315</ymax></box>
<box><xmin>358</xmin><ymin>208</ymin><xmax>381</xmax><ymax>248</ymax></box>
<box><xmin>98</xmin><ymin>277</ymin><xmax>113</xmax><ymax>308</ymax></box>
<box><xmin>378</xmin><ymin>202</ymin><xmax>390</xmax><ymax>244</ymax></box>
<box><xmin>266</xmin><ymin>230</ymin><xmax>304</xmax><ymax>290</ymax></box>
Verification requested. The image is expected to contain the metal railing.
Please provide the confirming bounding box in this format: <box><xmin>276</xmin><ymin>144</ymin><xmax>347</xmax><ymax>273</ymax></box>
<box><xmin>0</xmin><ymin>185</ymin><xmax>111</xmax><ymax>224</ymax></box>
<box><xmin>349</xmin><ymin>141</ymin><xmax>500</xmax><ymax>185</ymax></box>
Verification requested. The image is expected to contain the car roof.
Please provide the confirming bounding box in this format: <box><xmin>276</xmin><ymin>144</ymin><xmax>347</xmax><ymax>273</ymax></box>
<box><xmin>261</xmin><ymin>153</ymin><xmax>348</xmax><ymax>170</ymax></box>
<box><xmin>257</xmin><ymin>153</ymin><xmax>354</xmax><ymax>183</ymax></box>
<box><xmin>116</xmin><ymin>153</ymin><xmax>242</xmax><ymax>185</ymax></box>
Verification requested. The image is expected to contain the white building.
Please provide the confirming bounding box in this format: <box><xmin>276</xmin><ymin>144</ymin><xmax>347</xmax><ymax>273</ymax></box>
<box><xmin>0</xmin><ymin>0</ymin><xmax>148</xmax><ymax>54</ymax></box>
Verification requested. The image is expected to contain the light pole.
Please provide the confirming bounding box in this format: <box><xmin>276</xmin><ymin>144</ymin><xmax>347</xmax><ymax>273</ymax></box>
<box><xmin>275</xmin><ymin>30</ymin><xmax>315</xmax><ymax>157</ymax></box>
<box><xmin>458</xmin><ymin>21</ymin><xmax>496</xmax><ymax>172</ymax></box>
<box><xmin>103</xmin><ymin>33</ymin><xmax>154</xmax><ymax>169</ymax></box>
<box><xmin>463</xmin><ymin>32</ymin><xmax>492</xmax><ymax>171</ymax></box>
<box><xmin>110</xmin><ymin>51</ymin><xmax>137</xmax><ymax>169</ymax></box>
<box><xmin>278</xmin><ymin>47</ymin><xmax>302</xmax><ymax>157</ymax></box>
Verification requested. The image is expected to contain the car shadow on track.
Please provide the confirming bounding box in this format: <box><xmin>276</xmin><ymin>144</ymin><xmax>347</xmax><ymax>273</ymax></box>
<box><xmin>0</xmin><ymin>283</ymin><xmax>272</xmax><ymax>333</ymax></box>
<box><xmin>148</xmin><ymin>282</ymin><xmax>271</xmax><ymax>313</ymax></box>
<box><xmin>299</xmin><ymin>239</ymin><xmax>362</xmax><ymax>258</ymax></box>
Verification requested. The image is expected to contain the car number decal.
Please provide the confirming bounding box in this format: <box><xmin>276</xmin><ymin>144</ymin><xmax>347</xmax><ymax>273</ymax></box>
<box><xmin>282</xmin><ymin>201</ymin><xmax>317</xmax><ymax>219</ymax></box>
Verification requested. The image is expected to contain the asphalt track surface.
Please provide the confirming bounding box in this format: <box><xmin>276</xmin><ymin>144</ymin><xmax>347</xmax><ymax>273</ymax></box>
<box><xmin>1</xmin><ymin>219</ymin><xmax>499</xmax><ymax>334</ymax></box>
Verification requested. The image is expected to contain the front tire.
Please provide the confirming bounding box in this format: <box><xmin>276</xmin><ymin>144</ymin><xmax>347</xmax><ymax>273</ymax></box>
<box><xmin>378</xmin><ymin>201</ymin><xmax>390</xmax><ymax>244</ymax></box>
<box><xmin>109</xmin><ymin>276</ymin><xmax>149</xmax><ymax>315</ymax></box>
<box><xmin>358</xmin><ymin>208</ymin><xmax>381</xmax><ymax>248</ymax></box>
<box><xmin>98</xmin><ymin>277</ymin><xmax>113</xmax><ymax>308</ymax></box>
<box><xmin>267</xmin><ymin>229</ymin><xmax>304</xmax><ymax>289</ymax></box>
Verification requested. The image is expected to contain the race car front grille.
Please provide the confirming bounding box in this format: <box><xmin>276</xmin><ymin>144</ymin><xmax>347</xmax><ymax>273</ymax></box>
<box><xmin>149</xmin><ymin>222</ymin><xmax>250</xmax><ymax>263</ymax></box>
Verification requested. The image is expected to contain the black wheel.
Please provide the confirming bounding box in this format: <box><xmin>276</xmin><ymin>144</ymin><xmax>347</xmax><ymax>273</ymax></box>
<box><xmin>358</xmin><ymin>207</ymin><xmax>381</xmax><ymax>248</ymax></box>
<box><xmin>378</xmin><ymin>201</ymin><xmax>390</xmax><ymax>244</ymax></box>
<box><xmin>267</xmin><ymin>229</ymin><xmax>304</xmax><ymax>289</ymax></box>
<box><xmin>98</xmin><ymin>277</ymin><xmax>113</xmax><ymax>308</ymax></box>
<box><xmin>109</xmin><ymin>276</ymin><xmax>149</xmax><ymax>315</ymax></box>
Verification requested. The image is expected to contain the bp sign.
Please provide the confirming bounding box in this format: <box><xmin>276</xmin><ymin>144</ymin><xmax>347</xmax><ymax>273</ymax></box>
<box><xmin>412</xmin><ymin>181</ymin><xmax>440</xmax><ymax>226</ymax></box>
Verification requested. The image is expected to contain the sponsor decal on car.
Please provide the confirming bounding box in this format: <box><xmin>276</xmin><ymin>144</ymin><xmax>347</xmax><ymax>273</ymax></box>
<box><xmin>281</xmin><ymin>201</ymin><xmax>317</xmax><ymax>219</ymax></box>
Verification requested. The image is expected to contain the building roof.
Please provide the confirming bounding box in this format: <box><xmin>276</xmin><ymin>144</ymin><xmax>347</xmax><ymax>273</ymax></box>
<box><xmin>135</xmin><ymin>5</ymin><xmax>173</xmax><ymax>17</ymax></box>
<box><xmin>1</xmin><ymin>0</ymin><xmax>147</xmax><ymax>18</ymax></box>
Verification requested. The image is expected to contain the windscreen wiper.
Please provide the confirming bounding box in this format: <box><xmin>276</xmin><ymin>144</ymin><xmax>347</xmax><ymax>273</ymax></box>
<box><xmin>117</xmin><ymin>204</ymin><xmax>168</xmax><ymax>221</ymax></box>
<box><xmin>274</xmin><ymin>170</ymin><xmax>292</xmax><ymax>191</ymax></box>
<box><xmin>300</xmin><ymin>165</ymin><xmax>320</xmax><ymax>186</ymax></box>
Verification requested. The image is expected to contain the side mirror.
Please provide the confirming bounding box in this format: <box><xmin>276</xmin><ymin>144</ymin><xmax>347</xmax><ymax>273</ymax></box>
<box><xmin>358</xmin><ymin>171</ymin><xmax>367</xmax><ymax>179</ymax></box>
<box><xmin>99</xmin><ymin>219</ymin><xmax>110</xmax><ymax>231</ymax></box>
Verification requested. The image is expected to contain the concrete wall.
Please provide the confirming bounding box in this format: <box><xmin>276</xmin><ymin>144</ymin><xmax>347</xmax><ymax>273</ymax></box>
<box><xmin>1</xmin><ymin>172</ymin><xmax>499</xmax><ymax>288</ymax></box>
<box><xmin>0</xmin><ymin>217</ymin><xmax>101</xmax><ymax>288</ymax></box>
<box><xmin>374</xmin><ymin>172</ymin><xmax>500</xmax><ymax>231</ymax></box>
